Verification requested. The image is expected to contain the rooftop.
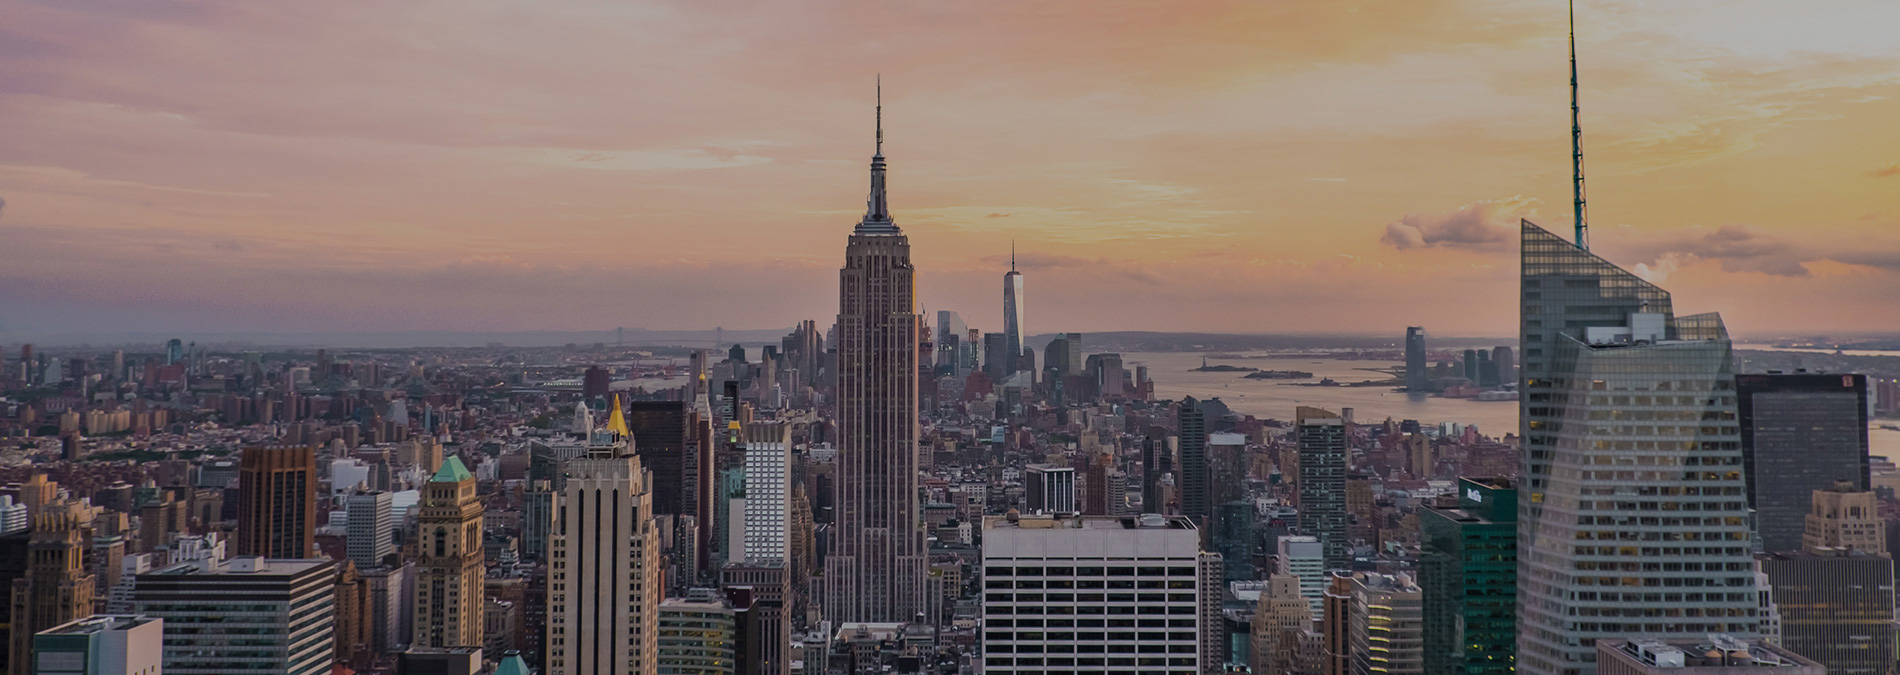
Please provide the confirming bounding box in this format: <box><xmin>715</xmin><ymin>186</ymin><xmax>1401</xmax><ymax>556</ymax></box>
<box><xmin>38</xmin><ymin>615</ymin><xmax>158</xmax><ymax>636</ymax></box>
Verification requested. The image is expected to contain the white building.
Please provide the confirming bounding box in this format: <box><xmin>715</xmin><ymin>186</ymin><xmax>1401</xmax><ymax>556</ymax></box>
<box><xmin>1025</xmin><ymin>465</ymin><xmax>1076</xmax><ymax>516</ymax></box>
<box><xmin>0</xmin><ymin>495</ymin><xmax>27</xmax><ymax>535</ymax></box>
<box><xmin>981</xmin><ymin>513</ymin><xmax>1217</xmax><ymax>674</ymax></box>
<box><xmin>31</xmin><ymin>614</ymin><xmax>163</xmax><ymax>675</ymax></box>
<box><xmin>547</xmin><ymin>450</ymin><xmax>661</xmax><ymax>675</ymax></box>
<box><xmin>742</xmin><ymin>422</ymin><xmax>791</xmax><ymax>564</ymax></box>
<box><xmin>345</xmin><ymin>490</ymin><xmax>393</xmax><ymax>569</ymax></box>
<box><xmin>1277</xmin><ymin>535</ymin><xmax>1326</xmax><ymax>614</ymax></box>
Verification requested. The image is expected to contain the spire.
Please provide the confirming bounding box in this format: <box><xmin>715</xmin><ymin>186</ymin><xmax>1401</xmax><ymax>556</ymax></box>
<box><xmin>856</xmin><ymin>75</ymin><xmax>899</xmax><ymax>235</ymax></box>
<box><xmin>1570</xmin><ymin>0</ymin><xmax>1589</xmax><ymax>250</ymax></box>
<box><xmin>605</xmin><ymin>394</ymin><xmax>629</xmax><ymax>437</ymax></box>
<box><xmin>1011</xmin><ymin>241</ymin><xmax>1016</xmax><ymax>272</ymax></box>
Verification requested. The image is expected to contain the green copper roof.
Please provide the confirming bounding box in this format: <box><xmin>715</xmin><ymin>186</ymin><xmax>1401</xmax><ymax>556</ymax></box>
<box><xmin>430</xmin><ymin>456</ymin><xmax>473</xmax><ymax>483</ymax></box>
<box><xmin>493</xmin><ymin>654</ymin><xmax>530</xmax><ymax>675</ymax></box>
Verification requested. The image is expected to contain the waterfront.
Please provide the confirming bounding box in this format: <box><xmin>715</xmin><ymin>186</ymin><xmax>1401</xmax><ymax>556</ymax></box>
<box><xmin>1137</xmin><ymin>350</ymin><xmax>1900</xmax><ymax>461</ymax></box>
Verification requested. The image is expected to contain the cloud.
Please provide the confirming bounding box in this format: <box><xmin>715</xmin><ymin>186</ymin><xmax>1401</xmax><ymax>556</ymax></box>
<box><xmin>1872</xmin><ymin>162</ymin><xmax>1900</xmax><ymax>178</ymax></box>
<box><xmin>1380</xmin><ymin>196</ymin><xmax>1538</xmax><ymax>251</ymax></box>
<box><xmin>1625</xmin><ymin>224</ymin><xmax>1900</xmax><ymax>278</ymax></box>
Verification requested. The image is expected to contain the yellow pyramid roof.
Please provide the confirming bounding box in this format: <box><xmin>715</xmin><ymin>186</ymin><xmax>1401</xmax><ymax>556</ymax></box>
<box><xmin>605</xmin><ymin>395</ymin><xmax>630</xmax><ymax>436</ymax></box>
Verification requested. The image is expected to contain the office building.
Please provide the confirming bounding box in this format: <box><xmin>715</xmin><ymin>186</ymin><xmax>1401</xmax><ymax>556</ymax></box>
<box><xmin>1758</xmin><ymin>483</ymin><xmax>1896</xmax><ymax>675</ymax></box>
<box><xmin>29</xmin><ymin>615</ymin><xmax>162</xmax><ymax>675</ymax></box>
<box><xmin>719</xmin><ymin>566</ymin><xmax>790</xmax><ymax>675</ymax></box>
<box><xmin>133</xmin><ymin>557</ymin><xmax>336</xmax><ymax>675</ymax></box>
<box><xmin>742</xmin><ymin>422</ymin><xmax>791</xmax><ymax>564</ymax></box>
<box><xmin>1404</xmin><ymin>327</ymin><xmax>1428</xmax><ymax>392</ymax></box>
<box><xmin>983</xmin><ymin>333</ymin><xmax>1009</xmax><ymax>383</ymax></box>
<box><xmin>1420</xmin><ymin>477</ymin><xmax>1517</xmax><ymax>675</ymax></box>
<box><xmin>546</xmin><ymin>449</ymin><xmax>660</xmax><ymax>675</ymax></box>
<box><xmin>980</xmin><ymin>513</ymin><xmax>1214</xmax><ymax>674</ymax></box>
<box><xmin>1516</xmin><ymin>221</ymin><xmax>1759</xmax><ymax>675</ymax></box>
<box><xmin>8</xmin><ymin>503</ymin><xmax>96</xmax><ymax>675</ymax></box>
<box><xmin>1321</xmin><ymin>574</ymin><xmax>1351</xmax><ymax>675</ymax></box>
<box><xmin>626</xmin><ymin>400</ymin><xmax>689</xmax><ymax>518</ymax></box>
<box><xmin>345</xmin><ymin>490</ymin><xmax>393</xmax><ymax>569</ymax></box>
<box><xmin>1738</xmin><ymin>372</ymin><xmax>1870</xmax><ymax>553</ymax></box>
<box><xmin>656</xmin><ymin>598</ymin><xmax>736</xmax><ymax>675</ymax></box>
<box><xmin>397</xmin><ymin>647</ymin><xmax>482</xmax><ymax>675</ymax></box>
<box><xmin>1349</xmin><ymin>573</ymin><xmax>1423</xmax><ymax>675</ymax></box>
<box><xmin>1178</xmin><ymin>398</ymin><xmax>1209</xmax><ymax>526</ymax></box>
<box><xmin>1249</xmin><ymin>574</ymin><xmax>1314</xmax><ymax>675</ymax></box>
<box><xmin>1296</xmin><ymin>407</ymin><xmax>1349</xmax><ymax>569</ymax></box>
<box><xmin>935</xmin><ymin>311</ymin><xmax>968</xmax><ymax>377</ymax></box>
<box><xmin>1594</xmin><ymin>638</ymin><xmax>1822</xmax><ymax>675</ymax></box>
<box><xmin>1024</xmin><ymin>465</ymin><xmax>1077</xmax><ymax>516</ymax></box>
<box><xmin>1003</xmin><ymin>254</ymin><xmax>1026</xmax><ymax>376</ymax></box>
<box><xmin>235</xmin><ymin>444</ymin><xmax>317</xmax><ymax>559</ymax></box>
<box><xmin>414</xmin><ymin>457</ymin><xmax>484</xmax><ymax>649</ymax></box>
<box><xmin>1277</xmin><ymin>535</ymin><xmax>1326</xmax><ymax>614</ymax></box>
<box><xmin>823</xmin><ymin>100</ymin><xmax>927</xmax><ymax>625</ymax></box>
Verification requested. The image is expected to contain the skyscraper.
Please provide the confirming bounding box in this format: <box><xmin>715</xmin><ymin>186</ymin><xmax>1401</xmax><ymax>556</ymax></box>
<box><xmin>1348</xmin><ymin>573</ymin><xmax>1424</xmax><ymax>675</ymax></box>
<box><xmin>345</xmin><ymin>489</ymin><xmax>393</xmax><ymax>569</ymax></box>
<box><xmin>1178</xmin><ymin>398</ymin><xmax>1210</xmax><ymax>526</ymax></box>
<box><xmin>1516</xmin><ymin>221</ymin><xmax>1757</xmax><ymax>675</ymax></box>
<box><xmin>7</xmin><ymin>502</ymin><xmax>95</xmax><ymax>675</ymax></box>
<box><xmin>742</xmin><ymin>422</ymin><xmax>791</xmax><ymax>565</ymax></box>
<box><xmin>1002</xmin><ymin>252</ymin><xmax>1027</xmax><ymax>376</ymax></box>
<box><xmin>1737</xmin><ymin>372</ymin><xmax>1870</xmax><ymax>553</ymax></box>
<box><xmin>1296</xmin><ymin>406</ymin><xmax>1348</xmax><ymax>570</ymax></box>
<box><xmin>934</xmin><ymin>310</ymin><xmax>967</xmax><ymax>377</ymax></box>
<box><xmin>823</xmin><ymin>91</ymin><xmax>926</xmax><ymax>625</ymax></box>
<box><xmin>235</xmin><ymin>444</ymin><xmax>316</xmax><ymax>559</ymax></box>
<box><xmin>134</xmin><ymin>557</ymin><xmax>335</xmax><ymax>675</ymax></box>
<box><xmin>414</xmin><ymin>456</ymin><xmax>484</xmax><ymax>649</ymax></box>
<box><xmin>626</xmin><ymin>400</ymin><xmax>689</xmax><ymax>517</ymax></box>
<box><xmin>1420</xmin><ymin>477</ymin><xmax>1516</xmax><ymax>675</ymax></box>
<box><xmin>1404</xmin><ymin>327</ymin><xmax>1428</xmax><ymax>392</ymax></box>
<box><xmin>546</xmin><ymin>448</ymin><xmax>661</xmax><ymax>675</ymax></box>
<box><xmin>1759</xmin><ymin>484</ymin><xmax>1895</xmax><ymax>675</ymax></box>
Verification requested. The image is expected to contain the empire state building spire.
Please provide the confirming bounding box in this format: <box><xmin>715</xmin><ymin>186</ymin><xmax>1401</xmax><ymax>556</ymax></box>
<box><xmin>857</xmin><ymin>77</ymin><xmax>899</xmax><ymax>235</ymax></box>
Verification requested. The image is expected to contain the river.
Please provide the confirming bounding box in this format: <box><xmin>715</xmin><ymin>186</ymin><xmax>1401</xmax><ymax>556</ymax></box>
<box><xmin>1132</xmin><ymin>350</ymin><xmax>1900</xmax><ymax>461</ymax></box>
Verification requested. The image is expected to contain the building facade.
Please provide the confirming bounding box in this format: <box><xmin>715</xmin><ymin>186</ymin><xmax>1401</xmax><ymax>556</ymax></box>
<box><xmin>1738</xmin><ymin>372</ymin><xmax>1870</xmax><ymax>553</ymax></box>
<box><xmin>741</xmin><ymin>422</ymin><xmax>791</xmax><ymax>565</ymax></box>
<box><xmin>29</xmin><ymin>615</ymin><xmax>162</xmax><ymax>675</ymax></box>
<box><xmin>1296</xmin><ymin>407</ymin><xmax>1349</xmax><ymax>570</ymax></box>
<box><xmin>1516</xmin><ymin>221</ymin><xmax>1759</xmax><ymax>675</ymax></box>
<box><xmin>133</xmin><ymin>557</ymin><xmax>335</xmax><ymax>675</ymax></box>
<box><xmin>414</xmin><ymin>457</ymin><xmax>485</xmax><ymax>649</ymax></box>
<box><xmin>1348</xmin><ymin>573</ymin><xmax>1424</xmax><ymax>675</ymax></box>
<box><xmin>344</xmin><ymin>490</ymin><xmax>393</xmax><ymax>569</ymax></box>
<box><xmin>546</xmin><ymin>450</ymin><xmax>661</xmax><ymax>675</ymax></box>
<box><xmin>235</xmin><ymin>444</ymin><xmax>316</xmax><ymax>559</ymax></box>
<box><xmin>980</xmin><ymin>514</ymin><xmax>1210</xmax><ymax>674</ymax></box>
<box><xmin>824</xmin><ymin>104</ymin><xmax>926</xmax><ymax>625</ymax></box>
<box><xmin>1420</xmin><ymin>477</ymin><xmax>1517</xmax><ymax>675</ymax></box>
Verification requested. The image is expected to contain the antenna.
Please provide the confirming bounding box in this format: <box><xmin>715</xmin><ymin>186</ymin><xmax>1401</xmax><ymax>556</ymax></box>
<box><xmin>876</xmin><ymin>74</ymin><xmax>883</xmax><ymax>156</ymax></box>
<box><xmin>1570</xmin><ymin>0</ymin><xmax>1589</xmax><ymax>249</ymax></box>
<box><xmin>1011</xmin><ymin>241</ymin><xmax>1016</xmax><ymax>272</ymax></box>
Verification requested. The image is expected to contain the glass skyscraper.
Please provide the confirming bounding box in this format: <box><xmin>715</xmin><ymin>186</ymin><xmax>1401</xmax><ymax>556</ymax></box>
<box><xmin>1516</xmin><ymin>221</ymin><xmax>1757</xmax><ymax>675</ymax></box>
<box><xmin>1736</xmin><ymin>372</ymin><xmax>1870</xmax><ymax>553</ymax></box>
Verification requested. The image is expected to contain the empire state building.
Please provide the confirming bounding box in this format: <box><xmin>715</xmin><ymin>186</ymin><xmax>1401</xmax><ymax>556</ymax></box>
<box><xmin>824</xmin><ymin>90</ymin><xmax>927</xmax><ymax>623</ymax></box>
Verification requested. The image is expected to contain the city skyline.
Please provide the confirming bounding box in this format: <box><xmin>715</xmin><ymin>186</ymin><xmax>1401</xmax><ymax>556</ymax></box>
<box><xmin>3</xmin><ymin>1</ymin><xmax>1899</xmax><ymax>338</ymax></box>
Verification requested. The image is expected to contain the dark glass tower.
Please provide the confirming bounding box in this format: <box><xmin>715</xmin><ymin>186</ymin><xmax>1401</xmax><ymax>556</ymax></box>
<box><xmin>1295</xmin><ymin>406</ymin><xmax>1348</xmax><ymax>569</ymax></box>
<box><xmin>1516</xmin><ymin>221</ymin><xmax>1757</xmax><ymax>675</ymax></box>
<box><xmin>1405</xmin><ymin>326</ymin><xmax>1428</xmax><ymax>392</ymax></box>
<box><xmin>1737</xmin><ymin>372</ymin><xmax>1870</xmax><ymax>552</ymax></box>
<box><xmin>1421</xmin><ymin>477</ymin><xmax>1517</xmax><ymax>675</ymax></box>
<box><xmin>1178</xmin><ymin>398</ymin><xmax>1209</xmax><ymax>526</ymax></box>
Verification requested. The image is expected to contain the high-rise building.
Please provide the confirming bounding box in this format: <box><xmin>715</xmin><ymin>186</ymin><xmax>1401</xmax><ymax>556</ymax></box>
<box><xmin>1349</xmin><ymin>573</ymin><xmax>1424</xmax><ymax>675</ymax></box>
<box><xmin>7</xmin><ymin>503</ymin><xmax>96</xmax><ymax>675</ymax></box>
<box><xmin>1249</xmin><ymin>574</ymin><xmax>1314</xmax><ymax>675</ymax></box>
<box><xmin>823</xmin><ymin>97</ymin><xmax>926</xmax><ymax>625</ymax></box>
<box><xmin>1759</xmin><ymin>485</ymin><xmax>1895</xmax><ymax>675</ymax></box>
<box><xmin>1178</xmin><ymin>399</ymin><xmax>1209</xmax><ymax>526</ymax></box>
<box><xmin>581</xmin><ymin>366</ymin><xmax>610</xmax><ymax>401</ymax></box>
<box><xmin>235</xmin><ymin>444</ymin><xmax>316</xmax><ymax>559</ymax></box>
<box><xmin>1024</xmin><ymin>465</ymin><xmax>1076</xmax><ymax>516</ymax></box>
<box><xmin>1420</xmin><ymin>478</ymin><xmax>1517</xmax><ymax>675</ymax></box>
<box><xmin>1320</xmin><ymin>574</ymin><xmax>1352</xmax><ymax>675</ymax></box>
<box><xmin>1277</xmin><ymin>535</ymin><xmax>1326</xmax><ymax>614</ymax></box>
<box><xmin>345</xmin><ymin>490</ymin><xmax>393</xmax><ymax>569</ymax></box>
<box><xmin>546</xmin><ymin>448</ymin><xmax>660</xmax><ymax>675</ymax></box>
<box><xmin>1516</xmin><ymin>221</ymin><xmax>1758</xmax><ymax>675</ymax></box>
<box><xmin>741</xmin><ymin>422</ymin><xmax>791</xmax><ymax>565</ymax></box>
<box><xmin>1141</xmin><ymin>434</ymin><xmax>1168</xmax><ymax>515</ymax></box>
<box><xmin>1737</xmin><ymin>373</ymin><xmax>1870</xmax><ymax>553</ymax></box>
<box><xmin>980</xmin><ymin>514</ymin><xmax>1212</xmax><ymax>674</ymax></box>
<box><xmin>1296</xmin><ymin>407</ymin><xmax>1349</xmax><ymax>570</ymax></box>
<box><xmin>1003</xmin><ymin>254</ymin><xmax>1026</xmax><ymax>376</ymax></box>
<box><xmin>982</xmin><ymin>333</ymin><xmax>1009</xmax><ymax>383</ymax></box>
<box><xmin>29</xmin><ymin>615</ymin><xmax>162</xmax><ymax>675</ymax></box>
<box><xmin>656</xmin><ymin>598</ymin><xmax>736</xmax><ymax>675</ymax></box>
<box><xmin>935</xmin><ymin>311</ymin><xmax>968</xmax><ymax>377</ymax></box>
<box><xmin>134</xmin><ymin>557</ymin><xmax>336</xmax><ymax>675</ymax></box>
<box><xmin>1404</xmin><ymin>327</ymin><xmax>1428</xmax><ymax>392</ymax></box>
<box><xmin>414</xmin><ymin>457</ymin><xmax>484</xmax><ymax>649</ymax></box>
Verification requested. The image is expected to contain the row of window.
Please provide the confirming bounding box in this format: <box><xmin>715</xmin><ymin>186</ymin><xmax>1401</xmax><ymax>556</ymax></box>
<box><xmin>983</xmin><ymin>636</ymin><xmax>1194</xmax><ymax>650</ymax></box>
<box><xmin>984</xmin><ymin>579</ymin><xmax>1192</xmax><ymax>589</ymax></box>
<box><xmin>985</xmin><ymin>565</ymin><xmax>1194</xmax><ymax>577</ymax></box>
<box><xmin>985</xmin><ymin>594</ymin><xmax>1198</xmax><ymax>608</ymax></box>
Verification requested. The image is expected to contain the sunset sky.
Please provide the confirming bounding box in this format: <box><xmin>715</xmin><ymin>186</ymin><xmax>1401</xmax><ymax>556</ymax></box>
<box><xmin>3</xmin><ymin>0</ymin><xmax>1898</xmax><ymax>341</ymax></box>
